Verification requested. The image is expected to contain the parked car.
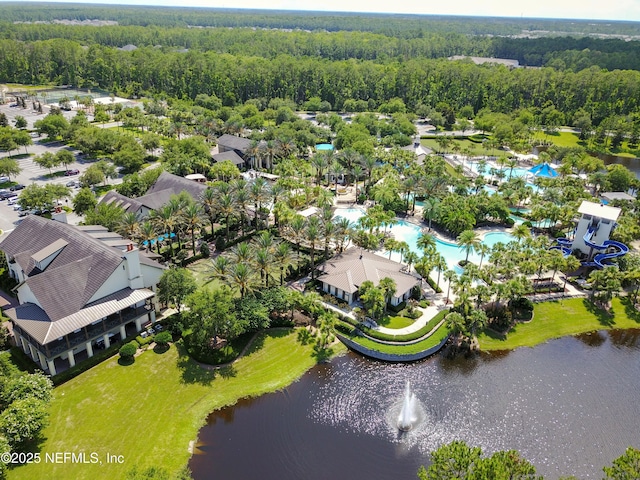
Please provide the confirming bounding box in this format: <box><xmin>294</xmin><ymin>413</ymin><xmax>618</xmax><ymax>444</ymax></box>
<box><xmin>65</xmin><ymin>180</ymin><xmax>76</xmax><ymax>187</ymax></box>
<box><xmin>0</xmin><ymin>191</ymin><xmax>18</xmax><ymax>200</ymax></box>
<box><xmin>0</xmin><ymin>176</ymin><xmax>9</xmax><ymax>184</ymax></box>
<box><xmin>64</xmin><ymin>169</ymin><xmax>80</xmax><ymax>176</ymax></box>
<box><xmin>9</xmin><ymin>184</ymin><xmax>24</xmax><ymax>191</ymax></box>
<box><xmin>7</xmin><ymin>198</ymin><xmax>18</xmax><ymax>206</ymax></box>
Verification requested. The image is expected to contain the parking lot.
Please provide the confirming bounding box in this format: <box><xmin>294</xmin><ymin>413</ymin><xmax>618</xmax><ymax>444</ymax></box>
<box><xmin>0</xmin><ymin>101</ymin><xmax>121</xmax><ymax>237</ymax></box>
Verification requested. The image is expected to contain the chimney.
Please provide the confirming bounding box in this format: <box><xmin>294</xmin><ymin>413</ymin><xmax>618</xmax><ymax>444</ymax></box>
<box><xmin>123</xmin><ymin>245</ymin><xmax>143</xmax><ymax>289</ymax></box>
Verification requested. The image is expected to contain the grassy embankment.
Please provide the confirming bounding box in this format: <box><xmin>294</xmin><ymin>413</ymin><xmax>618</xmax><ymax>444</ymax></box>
<box><xmin>9</xmin><ymin>329</ymin><xmax>341</xmax><ymax>480</ymax></box>
<box><xmin>479</xmin><ymin>297</ymin><xmax>640</xmax><ymax>351</ymax></box>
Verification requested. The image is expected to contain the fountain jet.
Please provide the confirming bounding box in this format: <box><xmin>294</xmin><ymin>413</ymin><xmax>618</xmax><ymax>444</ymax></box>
<box><xmin>398</xmin><ymin>381</ymin><xmax>418</xmax><ymax>432</ymax></box>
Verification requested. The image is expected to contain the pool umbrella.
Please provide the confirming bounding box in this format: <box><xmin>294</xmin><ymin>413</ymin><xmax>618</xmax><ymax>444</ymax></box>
<box><xmin>528</xmin><ymin>163</ymin><xmax>558</xmax><ymax>178</ymax></box>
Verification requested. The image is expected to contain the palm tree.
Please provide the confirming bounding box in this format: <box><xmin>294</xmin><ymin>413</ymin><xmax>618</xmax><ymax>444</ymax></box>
<box><xmin>150</xmin><ymin>205</ymin><xmax>177</xmax><ymax>258</ymax></box>
<box><xmin>208</xmin><ymin>255</ymin><xmax>231</xmax><ymax>282</ymax></box>
<box><xmin>200</xmin><ymin>188</ymin><xmax>217</xmax><ymax>235</ymax></box>
<box><xmin>249</xmin><ymin>177</ymin><xmax>269</xmax><ymax>229</ymax></box>
<box><xmin>306</xmin><ymin>216</ymin><xmax>322</xmax><ymax>279</ymax></box>
<box><xmin>379</xmin><ymin>277</ymin><xmax>397</xmax><ymax>314</ymax></box>
<box><xmin>417</xmin><ymin>233</ymin><xmax>436</xmax><ymax>255</ymax></box>
<box><xmin>247</xmin><ymin>140</ymin><xmax>261</xmax><ymax>170</ymax></box>
<box><xmin>117</xmin><ymin>212</ymin><xmax>141</xmax><ymax>241</ymax></box>
<box><xmin>422</xmin><ymin>197</ymin><xmax>439</xmax><ymax>231</ymax></box>
<box><xmin>255</xmin><ymin>247</ymin><xmax>273</xmax><ymax>287</ymax></box>
<box><xmin>434</xmin><ymin>254</ymin><xmax>447</xmax><ymax>290</ymax></box>
<box><xmin>457</xmin><ymin>230</ymin><xmax>480</xmax><ymax>263</ymax></box>
<box><xmin>138</xmin><ymin>221</ymin><xmax>157</xmax><ymax>252</ymax></box>
<box><xmin>384</xmin><ymin>237</ymin><xmax>398</xmax><ymax>260</ymax></box>
<box><xmin>443</xmin><ymin>269</ymin><xmax>457</xmax><ymax>304</ymax></box>
<box><xmin>217</xmin><ymin>192</ymin><xmax>236</xmax><ymax>244</ymax></box>
<box><xmin>183</xmin><ymin>203</ymin><xmax>204</xmax><ymax>255</ymax></box>
<box><xmin>273</xmin><ymin>242</ymin><xmax>293</xmax><ymax>285</ymax></box>
<box><xmin>227</xmin><ymin>263</ymin><xmax>257</xmax><ymax>298</ymax></box>
<box><xmin>311</xmin><ymin>153</ymin><xmax>329</xmax><ymax>185</ymax></box>
<box><xmin>329</xmin><ymin>160</ymin><xmax>345</xmax><ymax>193</ymax></box>
<box><xmin>288</xmin><ymin>215</ymin><xmax>306</xmax><ymax>257</ymax></box>
<box><xmin>476</xmin><ymin>243</ymin><xmax>490</xmax><ymax>268</ymax></box>
<box><xmin>511</xmin><ymin>224</ymin><xmax>531</xmax><ymax>244</ymax></box>
<box><xmin>404</xmin><ymin>251</ymin><xmax>419</xmax><ymax>273</ymax></box>
<box><xmin>351</xmin><ymin>164</ymin><xmax>364</xmax><ymax>198</ymax></box>
<box><xmin>232</xmin><ymin>241</ymin><xmax>253</xmax><ymax>265</ymax></box>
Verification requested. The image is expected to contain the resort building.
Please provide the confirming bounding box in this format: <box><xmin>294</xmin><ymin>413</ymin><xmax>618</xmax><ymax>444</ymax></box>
<box><xmin>100</xmin><ymin>171</ymin><xmax>208</xmax><ymax>216</ymax></box>
<box><xmin>572</xmin><ymin>201</ymin><xmax>621</xmax><ymax>255</ymax></box>
<box><xmin>216</xmin><ymin>134</ymin><xmax>252</xmax><ymax>158</ymax></box>
<box><xmin>317</xmin><ymin>249</ymin><xmax>420</xmax><ymax>305</ymax></box>
<box><xmin>0</xmin><ymin>215</ymin><xmax>165</xmax><ymax>375</ymax></box>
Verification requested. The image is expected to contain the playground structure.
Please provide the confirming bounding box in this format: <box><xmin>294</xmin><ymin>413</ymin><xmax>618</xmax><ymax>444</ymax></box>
<box><xmin>554</xmin><ymin>201</ymin><xmax>628</xmax><ymax>268</ymax></box>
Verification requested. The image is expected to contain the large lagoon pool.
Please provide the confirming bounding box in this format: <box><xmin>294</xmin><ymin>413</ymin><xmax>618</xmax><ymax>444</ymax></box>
<box><xmin>333</xmin><ymin>208</ymin><xmax>515</xmax><ymax>270</ymax></box>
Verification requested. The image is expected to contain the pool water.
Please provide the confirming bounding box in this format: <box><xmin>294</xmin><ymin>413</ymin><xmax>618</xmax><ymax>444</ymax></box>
<box><xmin>333</xmin><ymin>207</ymin><xmax>366</xmax><ymax>226</ymax></box>
<box><xmin>333</xmin><ymin>208</ymin><xmax>515</xmax><ymax>270</ymax></box>
<box><xmin>387</xmin><ymin>220</ymin><xmax>514</xmax><ymax>270</ymax></box>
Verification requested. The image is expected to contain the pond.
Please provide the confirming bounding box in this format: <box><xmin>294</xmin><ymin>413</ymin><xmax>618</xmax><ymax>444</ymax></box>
<box><xmin>189</xmin><ymin>330</ymin><xmax>640</xmax><ymax>479</ymax></box>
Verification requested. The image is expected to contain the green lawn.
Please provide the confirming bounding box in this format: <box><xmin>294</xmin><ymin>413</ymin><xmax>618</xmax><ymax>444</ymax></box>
<box><xmin>348</xmin><ymin>323</ymin><xmax>450</xmax><ymax>354</ymax></box>
<box><xmin>422</xmin><ymin>138</ymin><xmax>500</xmax><ymax>157</ymax></box>
<box><xmin>378</xmin><ymin>316</ymin><xmax>414</xmax><ymax>329</ymax></box>
<box><xmin>533</xmin><ymin>130</ymin><xmax>583</xmax><ymax>148</ymax></box>
<box><xmin>9</xmin><ymin>329</ymin><xmax>333</xmax><ymax>480</ymax></box>
<box><xmin>478</xmin><ymin>297</ymin><xmax>640</xmax><ymax>351</ymax></box>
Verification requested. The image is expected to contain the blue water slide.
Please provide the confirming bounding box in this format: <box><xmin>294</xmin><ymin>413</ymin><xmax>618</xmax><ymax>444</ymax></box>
<box><xmin>592</xmin><ymin>240</ymin><xmax>629</xmax><ymax>268</ymax></box>
<box><xmin>583</xmin><ymin>225</ymin><xmax>607</xmax><ymax>251</ymax></box>
<box><xmin>556</xmin><ymin>237</ymin><xmax>573</xmax><ymax>247</ymax></box>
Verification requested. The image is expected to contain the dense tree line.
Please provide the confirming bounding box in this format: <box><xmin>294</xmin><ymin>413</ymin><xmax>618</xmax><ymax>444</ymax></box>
<box><xmin>1</xmin><ymin>20</ymin><xmax>640</xmax><ymax>71</ymax></box>
<box><xmin>3</xmin><ymin>3</ymin><xmax>640</xmax><ymax>38</ymax></box>
<box><xmin>2</xmin><ymin>39</ymin><xmax>640</xmax><ymax>125</ymax></box>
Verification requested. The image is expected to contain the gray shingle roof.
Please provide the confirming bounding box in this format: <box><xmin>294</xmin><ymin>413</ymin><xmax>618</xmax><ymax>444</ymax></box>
<box><xmin>217</xmin><ymin>134</ymin><xmax>252</xmax><ymax>153</ymax></box>
<box><xmin>212</xmin><ymin>150</ymin><xmax>245</xmax><ymax>166</ymax></box>
<box><xmin>100</xmin><ymin>190</ymin><xmax>144</xmax><ymax>214</ymax></box>
<box><xmin>317</xmin><ymin>249</ymin><xmax>420</xmax><ymax>295</ymax></box>
<box><xmin>5</xmin><ymin>287</ymin><xmax>154</xmax><ymax>344</ymax></box>
<box><xmin>1</xmin><ymin>215</ymin><xmax>124</xmax><ymax>322</ymax></box>
<box><xmin>144</xmin><ymin>171</ymin><xmax>207</xmax><ymax>203</ymax></box>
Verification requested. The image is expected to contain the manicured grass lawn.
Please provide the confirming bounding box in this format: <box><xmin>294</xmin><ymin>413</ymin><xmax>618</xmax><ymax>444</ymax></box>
<box><xmin>350</xmin><ymin>323</ymin><xmax>450</xmax><ymax>354</ymax></box>
<box><xmin>421</xmin><ymin>138</ymin><xmax>503</xmax><ymax>157</ymax></box>
<box><xmin>9</xmin><ymin>329</ymin><xmax>334</xmax><ymax>480</ymax></box>
<box><xmin>533</xmin><ymin>130</ymin><xmax>583</xmax><ymax>148</ymax></box>
<box><xmin>379</xmin><ymin>316</ymin><xmax>414</xmax><ymax>329</ymax></box>
<box><xmin>478</xmin><ymin>297</ymin><xmax>640</xmax><ymax>351</ymax></box>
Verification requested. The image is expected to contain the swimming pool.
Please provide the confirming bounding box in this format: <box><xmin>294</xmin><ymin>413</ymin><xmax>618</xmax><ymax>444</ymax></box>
<box><xmin>333</xmin><ymin>207</ymin><xmax>366</xmax><ymax>226</ymax></box>
<box><xmin>387</xmin><ymin>220</ymin><xmax>514</xmax><ymax>270</ymax></box>
<box><xmin>333</xmin><ymin>208</ymin><xmax>515</xmax><ymax>270</ymax></box>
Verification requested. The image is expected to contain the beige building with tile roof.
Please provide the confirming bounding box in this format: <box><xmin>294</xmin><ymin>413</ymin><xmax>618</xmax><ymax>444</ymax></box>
<box><xmin>1</xmin><ymin>215</ymin><xmax>165</xmax><ymax>375</ymax></box>
<box><xmin>317</xmin><ymin>249</ymin><xmax>421</xmax><ymax>306</ymax></box>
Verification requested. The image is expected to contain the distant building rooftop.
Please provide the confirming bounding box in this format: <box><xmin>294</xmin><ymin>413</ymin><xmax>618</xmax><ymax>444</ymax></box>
<box><xmin>578</xmin><ymin>200</ymin><xmax>621</xmax><ymax>221</ymax></box>
<box><xmin>601</xmin><ymin>192</ymin><xmax>635</xmax><ymax>202</ymax></box>
<box><xmin>449</xmin><ymin>55</ymin><xmax>520</xmax><ymax>68</ymax></box>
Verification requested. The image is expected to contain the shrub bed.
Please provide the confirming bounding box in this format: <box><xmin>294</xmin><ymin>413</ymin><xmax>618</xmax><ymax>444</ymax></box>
<box><xmin>183</xmin><ymin>331</ymin><xmax>255</xmax><ymax>365</ymax></box>
<box><xmin>425</xmin><ymin>276</ymin><xmax>443</xmax><ymax>293</ymax></box>
<box><xmin>136</xmin><ymin>335</ymin><xmax>154</xmax><ymax>347</ymax></box>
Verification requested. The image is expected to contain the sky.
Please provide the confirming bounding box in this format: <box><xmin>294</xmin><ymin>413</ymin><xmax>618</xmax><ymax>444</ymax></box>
<box><xmin>10</xmin><ymin>0</ymin><xmax>640</xmax><ymax>22</ymax></box>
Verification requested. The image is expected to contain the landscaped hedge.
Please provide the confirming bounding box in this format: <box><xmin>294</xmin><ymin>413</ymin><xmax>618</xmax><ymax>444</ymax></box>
<box><xmin>8</xmin><ymin>347</ymin><xmax>38</xmax><ymax>373</ymax></box>
<box><xmin>52</xmin><ymin>343</ymin><xmax>121</xmax><ymax>386</ymax></box>
<box><xmin>426</xmin><ymin>276</ymin><xmax>443</xmax><ymax>294</ymax></box>
<box><xmin>358</xmin><ymin>310</ymin><xmax>448</xmax><ymax>342</ymax></box>
<box><xmin>136</xmin><ymin>335</ymin><xmax>154</xmax><ymax>347</ymax></box>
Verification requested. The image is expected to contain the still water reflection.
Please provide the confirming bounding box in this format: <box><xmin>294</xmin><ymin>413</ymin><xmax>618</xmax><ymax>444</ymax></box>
<box><xmin>190</xmin><ymin>330</ymin><xmax>640</xmax><ymax>480</ymax></box>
